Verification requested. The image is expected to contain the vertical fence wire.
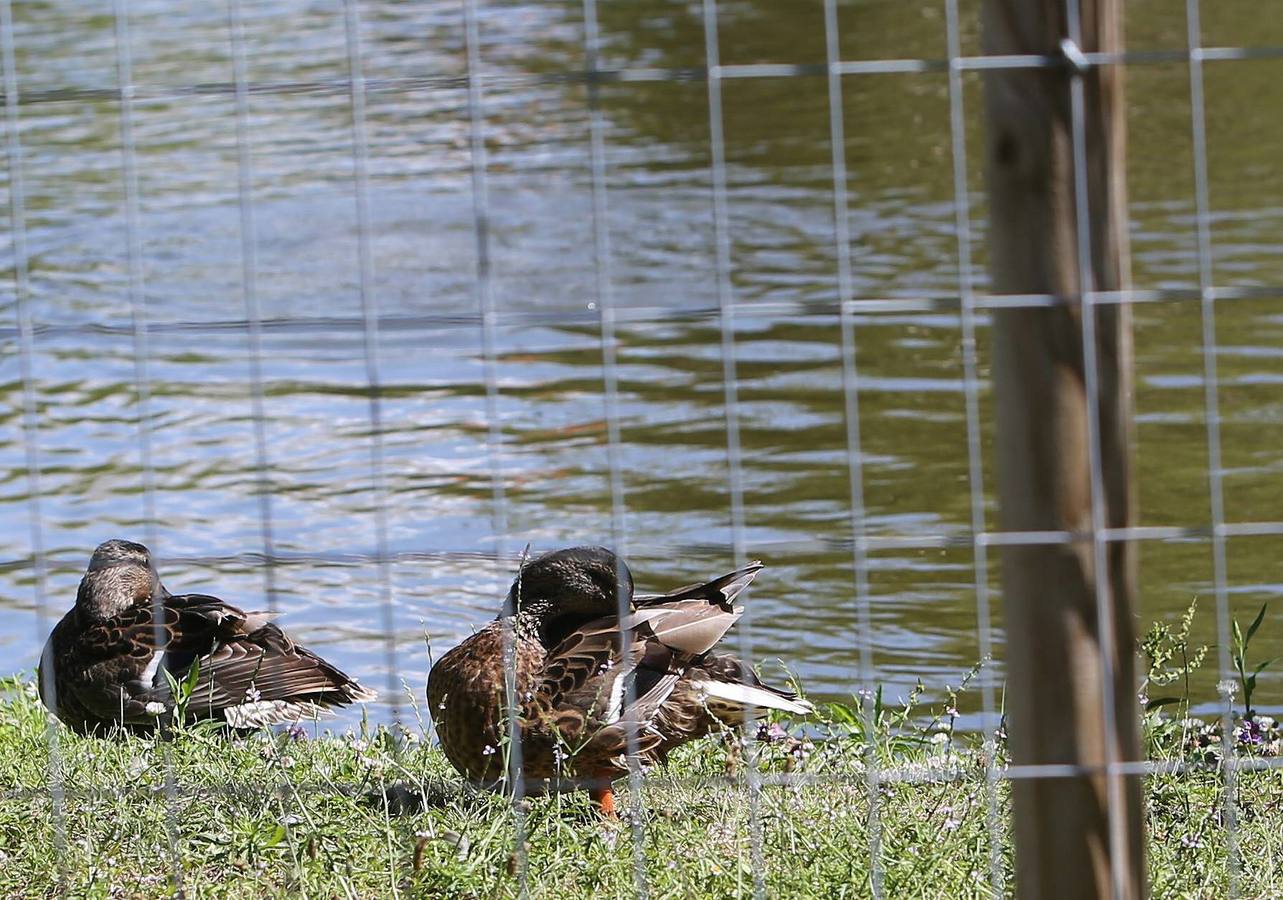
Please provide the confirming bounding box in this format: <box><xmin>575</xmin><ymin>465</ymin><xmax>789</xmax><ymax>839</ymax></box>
<box><xmin>461</xmin><ymin>0</ymin><xmax>526</xmax><ymax>890</ymax></box>
<box><xmin>225</xmin><ymin>0</ymin><xmax>280</xmax><ymax>622</ymax></box>
<box><xmin>941</xmin><ymin>0</ymin><xmax>1005</xmax><ymax>891</ymax></box>
<box><xmin>0</xmin><ymin>0</ymin><xmax>68</xmax><ymax>885</ymax></box>
<box><xmin>1183</xmin><ymin>1</ymin><xmax>1239</xmax><ymax>894</ymax></box>
<box><xmin>822</xmin><ymin>7</ymin><xmax>884</xmax><ymax>895</ymax></box>
<box><xmin>580</xmin><ymin>2</ymin><xmax>650</xmax><ymax>895</ymax></box>
<box><xmin>110</xmin><ymin>0</ymin><xmax>185</xmax><ymax>890</ymax></box>
<box><xmin>341</xmin><ymin>0</ymin><xmax>401</xmax><ymax>727</ymax></box>
<box><xmin>1063</xmin><ymin>3</ymin><xmax>1130</xmax><ymax>896</ymax></box>
<box><xmin>821</xmin><ymin>11</ymin><xmax>884</xmax><ymax>892</ymax></box>
<box><xmin>698</xmin><ymin>3</ymin><xmax>767</xmax><ymax>896</ymax></box>
<box><xmin>838</xmin><ymin>302</ymin><xmax>884</xmax><ymax>899</ymax></box>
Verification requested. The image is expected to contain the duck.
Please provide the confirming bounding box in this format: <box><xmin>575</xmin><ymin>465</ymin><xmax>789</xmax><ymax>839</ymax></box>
<box><xmin>39</xmin><ymin>539</ymin><xmax>376</xmax><ymax>734</ymax></box>
<box><xmin>427</xmin><ymin>546</ymin><xmax>812</xmax><ymax>813</ymax></box>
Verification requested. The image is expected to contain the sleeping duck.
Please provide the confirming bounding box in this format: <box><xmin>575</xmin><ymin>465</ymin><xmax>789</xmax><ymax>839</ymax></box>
<box><xmin>39</xmin><ymin>539</ymin><xmax>375</xmax><ymax>733</ymax></box>
<box><xmin>427</xmin><ymin>546</ymin><xmax>812</xmax><ymax>813</ymax></box>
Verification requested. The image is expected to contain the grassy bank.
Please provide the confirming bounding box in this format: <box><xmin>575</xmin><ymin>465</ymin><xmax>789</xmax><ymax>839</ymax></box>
<box><xmin>1</xmin><ymin>673</ymin><xmax>1281</xmax><ymax>898</ymax></box>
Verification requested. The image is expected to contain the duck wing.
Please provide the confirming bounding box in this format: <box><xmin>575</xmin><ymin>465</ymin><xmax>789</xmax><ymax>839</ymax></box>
<box><xmin>532</xmin><ymin>562</ymin><xmax>763</xmax><ymax>762</ymax></box>
<box><xmin>88</xmin><ymin>594</ymin><xmax>372</xmax><ymax>728</ymax></box>
<box><xmin>166</xmin><ymin>594</ymin><xmax>376</xmax><ymax>727</ymax></box>
<box><xmin>49</xmin><ymin>594</ymin><xmax>243</xmax><ymax>725</ymax></box>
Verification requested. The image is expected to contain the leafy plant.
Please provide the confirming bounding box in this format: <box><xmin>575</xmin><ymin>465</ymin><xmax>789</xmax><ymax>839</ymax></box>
<box><xmin>161</xmin><ymin>657</ymin><xmax>201</xmax><ymax>723</ymax></box>
<box><xmin>1140</xmin><ymin>595</ymin><xmax>1208</xmax><ymax>720</ymax></box>
<box><xmin>821</xmin><ymin>660</ymin><xmax>988</xmax><ymax>764</ymax></box>
<box><xmin>1233</xmin><ymin>603</ymin><xmax>1277</xmax><ymax>718</ymax></box>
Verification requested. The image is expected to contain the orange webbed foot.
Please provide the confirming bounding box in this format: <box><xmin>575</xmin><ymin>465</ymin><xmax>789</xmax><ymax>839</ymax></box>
<box><xmin>590</xmin><ymin>780</ymin><xmax>616</xmax><ymax>818</ymax></box>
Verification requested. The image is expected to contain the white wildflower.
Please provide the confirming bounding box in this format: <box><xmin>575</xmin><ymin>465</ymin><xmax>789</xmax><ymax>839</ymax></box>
<box><xmin>1217</xmin><ymin>679</ymin><xmax>1238</xmax><ymax>699</ymax></box>
<box><xmin>930</xmin><ymin>731</ymin><xmax>950</xmax><ymax>746</ymax></box>
<box><xmin>482</xmin><ymin>744</ymin><xmax>496</xmax><ymax>756</ymax></box>
<box><xmin>244</xmin><ymin>684</ymin><xmax>261</xmax><ymax>704</ymax></box>
<box><xmin>144</xmin><ymin>701</ymin><xmax>166</xmax><ymax>716</ymax></box>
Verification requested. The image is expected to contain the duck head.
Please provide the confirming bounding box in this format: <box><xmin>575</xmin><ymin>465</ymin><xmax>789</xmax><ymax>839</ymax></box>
<box><xmin>76</xmin><ymin>539</ymin><xmax>166</xmax><ymax>620</ymax></box>
<box><xmin>503</xmin><ymin>546</ymin><xmax>634</xmax><ymax>646</ymax></box>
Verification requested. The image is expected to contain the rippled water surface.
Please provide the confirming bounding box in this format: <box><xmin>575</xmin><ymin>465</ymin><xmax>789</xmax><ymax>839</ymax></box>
<box><xmin>3</xmin><ymin>0</ymin><xmax>1283</xmax><ymax>725</ymax></box>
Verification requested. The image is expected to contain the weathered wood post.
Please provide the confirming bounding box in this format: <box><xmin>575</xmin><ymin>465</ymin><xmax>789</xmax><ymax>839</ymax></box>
<box><xmin>982</xmin><ymin>0</ymin><xmax>1145</xmax><ymax>897</ymax></box>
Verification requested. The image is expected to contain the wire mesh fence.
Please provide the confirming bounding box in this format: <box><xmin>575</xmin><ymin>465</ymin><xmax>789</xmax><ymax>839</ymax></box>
<box><xmin>3</xmin><ymin>0</ymin><xmax>1283</xmax><ymax>896</ymax></box>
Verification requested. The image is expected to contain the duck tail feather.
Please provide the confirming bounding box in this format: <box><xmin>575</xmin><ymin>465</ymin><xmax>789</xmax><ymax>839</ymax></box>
<box><xmin>695</xmin><ymin>677</ymin><xmax>814</xmax><ymax>717</ymax></box>
<box><xmin>638</xmin><ymin>562</ymin><xmax>764</xmax><ymax>609</ymax></box>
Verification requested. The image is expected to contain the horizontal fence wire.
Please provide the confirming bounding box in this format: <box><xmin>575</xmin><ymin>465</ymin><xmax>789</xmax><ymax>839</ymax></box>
<box><xmin>3</xmin><ymin>0</ymin><xmax>1276</xmax><ymax>895</ymax></box>
<box><xmin>1</xmin><ymin>43</ymin><xmax>1282</xmax><ymax>109</ymax></box>
<box><xmin>6</xmin><ymin>285</ymin><xmax>1283</xmax><ymax>339</ymax></box>
<box><xmin>6</xmin><ymin>517</ymin><xmax>1283</xmax><ymax>574</ymax></box>
<box><xmin>13</xmin><ymin>747</ymin><xmax>1283</xmax><ymax>808</ymax></box>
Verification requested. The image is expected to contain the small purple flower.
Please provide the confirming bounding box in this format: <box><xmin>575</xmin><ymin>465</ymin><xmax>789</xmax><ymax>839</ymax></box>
<box><xmin>1237</xmin><ymin>717</ymin><xmax>1265</xmax><ymax>746</ymax></box>
<box><xmin>286</xmin><ymin>724</ymin><xmax>308</xmax><ymax>742</ymax></box>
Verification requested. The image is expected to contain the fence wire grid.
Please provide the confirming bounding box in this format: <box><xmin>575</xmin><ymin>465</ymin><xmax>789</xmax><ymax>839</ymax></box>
<box><xmin>3</xmin><ymin>0</ymin><xmax>1283</xmax><ymax>897</ymax></box>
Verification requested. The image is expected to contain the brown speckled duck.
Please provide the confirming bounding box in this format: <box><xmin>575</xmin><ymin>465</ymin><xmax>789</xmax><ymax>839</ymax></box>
<box><xmin>39</xmin><ymin>539</ymin><xmax>376</xmax><ymax>734</ymax></box>
<box><xmin>427</xmin><ymin>546</ymin><xmax>812</xmax><ymax>813</ymax></box>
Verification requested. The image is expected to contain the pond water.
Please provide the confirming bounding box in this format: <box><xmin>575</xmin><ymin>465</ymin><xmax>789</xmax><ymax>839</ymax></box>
<box><xmin>2</xmin><ymin>0</ymin><xmax>1282</xmax><ymax>729</ymax></box>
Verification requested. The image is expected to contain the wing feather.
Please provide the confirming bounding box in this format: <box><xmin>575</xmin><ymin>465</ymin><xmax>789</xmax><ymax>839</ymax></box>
<box><xmin>122</xmin><ymin>594</ymin><xmax>373</xmax><ymax>721</ymax></box>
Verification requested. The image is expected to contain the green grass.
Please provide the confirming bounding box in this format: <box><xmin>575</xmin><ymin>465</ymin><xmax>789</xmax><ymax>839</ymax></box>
<box><xmin>2</xmin><ymin>674</ymin><xmax>1282</xmax><ymax>899</ymax></box>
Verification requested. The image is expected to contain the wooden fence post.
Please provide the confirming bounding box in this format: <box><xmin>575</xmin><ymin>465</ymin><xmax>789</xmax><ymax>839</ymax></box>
<box><xmin>981</xmin><ymin>0</ymin><xmax>1145</xmax><ymax>897</ymax></box>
